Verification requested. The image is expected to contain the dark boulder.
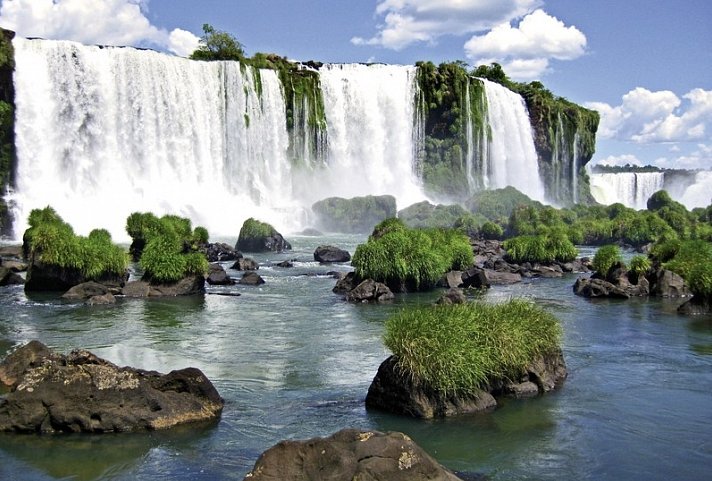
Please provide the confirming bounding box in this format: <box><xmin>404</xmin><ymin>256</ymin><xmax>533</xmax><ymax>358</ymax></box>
<box><xmin>206</xmin><ymin>263</ymin><xmax>235</xmax><ymax>286</ymax></box>
<box><xmin>314</xmin><ymin>245</ymin><xmax>351</xmax><ymax>263</ymax></box>
<box><xmin>239</xmin><ymin>272</ymin><xmax>265</xmax><ymax>286</ymax></box>
<box><xmin>347</xmin><ymin>279</ymin><xmax>394</xmax><ymax>303</ymax></box>
<box><xmin>121</xmin><ymin>281</ymin><xmax>151</xmax><ymax>298</ymax></box>
<box><xmin>202</xmin><ymin>243</ymin><xmax>242</xmax><ymax>262</ymax></box>
<box><xmin>461</xmin><ymin>267</ymin><xmax>490</xmax><ymax>289</ymax></box>
<box><xmin>366</xmin><ymin>351</ymin><xmax>567</xmax><ymax>419</ymax></box>
<box><xmin>0</xmin><ymin>341</ymin><xmax>223</xmax><ymax>433</ymax></box>
<box><xmin>483</xmin><ymin>269</ymin><xmax>522</xmax><ymax>285</ymax></box>
<box><xmin>649</xmin><ymin>269</ymin><xmax>690</xmax><ymax>298</ymax></box>
<box><xmin>62</xmin><ymin>281</ymin><xmax>113</xmax><ymax>301</ymax></box>
<box><xmin>333</xmin><ymin>271</ymin><xmax>357</xmax><ymax>294</ymax></box>
<box><xmin>436</xmin><ymin>287</ymin><xmax>467</xmax><ymax>305</ymax></box>
<box><xmin>573</xmin><ymin>277</ymin><xmax>630</xmax><ymax>298</ymax></box>
<box><xmin>231</xmin><ymin>257</ymin><xmax>259</xmax><ymax>271</ymax></box>
<box><xmin>678</xmin><ymin>295</ymin><xmax>712</xmax><ymax>315</ymax></box>
<box><xmin>122</xmin><ymin>275</ymin><xmax>205</xmax><ymax>298</ymax></box>
<box><xmin>0</xmin><ymin>267</ymin><xmax>24</xmax><ymax>286</ymax></box>
<box><xmin>236</xmin><ymin>219</ymin><xmax>291</xmax><ymax>253</ymax></box>
<box><xmin>275</xmin><ymin>260</ymin><xmax>294</xmax><ymax>268</ymax></box>
<box><xmin>243</xmin><ymin>428</ymin><xmax>464</xmax><ymax>481</ymax></box>
<box><xmin>24</xmin><ymin>260</ymin><xmax>128</xmax><ymax>292</ymax></box>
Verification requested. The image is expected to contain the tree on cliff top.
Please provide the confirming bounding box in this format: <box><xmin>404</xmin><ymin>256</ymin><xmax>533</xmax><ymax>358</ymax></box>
<box><xmin>190</xmin><ymin>24</ymin><xmax>245</xmax><ymax>62</ymax></box>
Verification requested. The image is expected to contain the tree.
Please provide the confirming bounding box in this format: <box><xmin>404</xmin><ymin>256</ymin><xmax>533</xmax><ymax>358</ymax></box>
<box><xmin>190</xmin><ymin>24</ymin><xmax>245</xmax><ymax>62</ymax></box>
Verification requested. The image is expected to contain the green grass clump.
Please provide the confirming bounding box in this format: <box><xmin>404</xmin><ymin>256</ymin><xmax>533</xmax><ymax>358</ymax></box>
<box><xmin>592</xmin><ymin>245</ymin><xmax>623</xmax><ymax>275</ymax></box>
<box><xmin>628</xmin><ymin>255</ymin><xmax>652</xmax><ymax>283</ymax></box>
<box><xmin>24</xmin><ymin>207</ymin><xmax>128</xmax><ymax>279</ymax></box>
<box><xmin>662</xmin><ymin>240</ymin><xmax>712</xmax><ymax>282</ymax></box>
<box><xmin>351</xmin><ymin>219</ymin><xmax>473</xmax><ymax>291</ymax></box>
<box><xmin>127</xmin><ymin>211</ymin><xmax>210</xmax><ymax>283</ymax></box>
<box><xmin>503</xmin><ymin>232</ymin><xmax>577</xmax><ymax>264</ymax></box>
<box><xmin>384</xmin><ymin>299</ymin><xmax>562</xmax><ymax>396</ymax></box>
<box><xmin>238</xmin><ymin>217</ymin><xmax>276</xmax><ymax>240</ymax></box>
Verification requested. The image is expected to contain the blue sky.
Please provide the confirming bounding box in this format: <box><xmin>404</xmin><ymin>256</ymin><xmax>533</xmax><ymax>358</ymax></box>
<box><xmin>1</xmin><ymin>0</ymin><xmax>710</xmax><ymax>170</ymax></box>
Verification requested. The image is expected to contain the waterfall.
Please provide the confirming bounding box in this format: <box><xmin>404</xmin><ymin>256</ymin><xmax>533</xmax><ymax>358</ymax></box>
<box><xmin>11</xmin><ymin>37</ymin><xmax>299</xmax><ymax>240</ymax></box>
<box><xmin>589</xmin><ymin>172</ymin><xmax>665</xmax><ymax>210</ymax></box>
<box><xmin>680</xmin><ymin>171</ymin><xmax>712</xmax><ymax>209</ymax></box>
<box><xmin>479</xmin><ymin>78</ymin><xmax>546</xmax><ymax>201</ymax></box>
<box><xmin>315</xmin><ymin>63</ymin><xmax>424</xmax><ymax>207</ymax></box>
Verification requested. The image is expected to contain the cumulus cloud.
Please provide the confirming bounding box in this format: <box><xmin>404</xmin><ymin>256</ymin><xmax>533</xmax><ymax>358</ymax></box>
<box><xmin>0</xmin><ymin>0</ymin><xmax>199</xmax><ymax>56</ymax></box>
<box><xmin>352</xmin><ymin>0</ymin><xmax>542</xmax><ymax>50</ymax></box>
<box><xmin>587</xmin><ymin>87</ymin><xmax>712</xmax><ymax>144</ymax></box>
<box><xmin>464</xmin><ymin>9</ymin><xmax>586</xmax><ymax>80</ymax></box>
<box><xmin>595</xmin><ymin>154</ymin><xmax>645</xmax><ymax>168</ymax></box>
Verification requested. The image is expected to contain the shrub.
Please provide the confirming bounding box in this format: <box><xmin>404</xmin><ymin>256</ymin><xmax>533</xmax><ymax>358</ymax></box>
<box><xmin>479</xmin><ymin>221</ymin><xmax>504</xmax><ymax>240</ymax></box>
<box><xmin>649</xmin><ymin>238</ymin><xmax>682</xmax><ymax>262</ymax></box>
<box><xmin>662</xmin><ymin>240</ymin><xmax>712</xmax><ymax>281</ymax></box>
<box><xmin>351</xmin><ymin>219</ymin><xmax>473</xmax><ymax>291</ymax></box>
<box><xmin>688</xmin><ymin>260</ymin><xmax>712</xmax><ymax>297</ymax></box>
<box><xmin>192</xmin><ymin>226</ymin><xmax>209</xmax><ymax>245</ymax></box>
<box><xmin>503</xmin><ymin>233</ymin><xmax>577</xmax><ymax>264</ymax></box>
<box><xmin>25</xmin><ymin>207</ymin><xmax>128</xmax><ymax>278</ymax></box>
<box><xmin>238</xmin><ymin>217</ymin><xmax>277</xmax><ymax>241</ymax></box>
<box><xmin>628</xmin><ymin>255</ymin><xmax>652</xmax><ymax>283</ymax></box>
<box><xmin>140</xmin><ymin>236</ymin><xmax>187</xmax><ymax>283</ymax></box>
<box><xmin>383</xmin><ymin>299</ymin><xmax>562</xmax><ymax>396</ymax></box>
<box><xmin>592</xmin><ymin>245</ymin><xmax>623</xmax><ymax>275</ymax></box>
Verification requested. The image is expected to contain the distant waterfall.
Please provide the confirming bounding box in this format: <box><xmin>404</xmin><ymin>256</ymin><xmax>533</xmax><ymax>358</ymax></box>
<box><xmin>316</xmin><ymin>64</ymin><xmax>424</xmax><ymax>206</ymax></box>
<box><xmin>589</xmin><ymin>172</ymin><xmax>665</xmax><ymax>210</ymax></box>
<box><xmin>478</xmin><ymin>79</ymin><xmax>546</xmax><ymax>201</ymax></box>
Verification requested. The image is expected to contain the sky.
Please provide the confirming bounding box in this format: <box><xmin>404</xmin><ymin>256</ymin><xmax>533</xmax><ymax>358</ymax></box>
<box><xmin>0</xmin><ymin>0</ymin><xmax>710</xmax><ymax>171</ymax></box>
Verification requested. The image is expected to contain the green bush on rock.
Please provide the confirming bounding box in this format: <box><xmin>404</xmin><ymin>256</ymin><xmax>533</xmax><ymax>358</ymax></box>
<box><xmin>503</xmin><ymin>233</ymin><xmax>577</xmax><ymax>264</ymax></box>
<box><xmin>351</xmin><ymin>218</ymin><xmax>473</xmax><ymax>292</ymax></box>
<box><xmin>592</xmin><ymin>245</ymin><xmax>623</xmax><ymax>275</ymax></box>
<box><xmin>383</xmin><ymin>299</ymin><xmax>562</xmax><ymax>396</ymax></box>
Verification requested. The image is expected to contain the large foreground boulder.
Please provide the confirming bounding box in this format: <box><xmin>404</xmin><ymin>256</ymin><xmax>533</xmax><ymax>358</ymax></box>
<box><xmin>366</xmin><ymin>351</ymin><xmax>566</xmax><ymax>419</ymax></box>
<box><xmin>243</xmin><ymin>428</ymin><xmax>464</xmax><ymax>481</ymax></box>
<box><xmin>0</xmin><ymin>341</ymin><xmax>223</xmax><ymax>433</ymax></box>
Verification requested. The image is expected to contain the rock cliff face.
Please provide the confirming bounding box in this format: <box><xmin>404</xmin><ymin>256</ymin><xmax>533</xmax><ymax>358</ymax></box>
<box><xmin>0</xmin><ymin>28</ymin><xmax>15</xmax><ymax>237</ymax></box>
<box><xmin>0</xmin><ymin>341</ymin><xmax>223</xmax><ymax>433</ymax></box>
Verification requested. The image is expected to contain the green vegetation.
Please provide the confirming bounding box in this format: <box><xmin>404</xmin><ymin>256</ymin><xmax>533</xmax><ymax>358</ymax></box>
<box><xmin>383</xmin><ymin>299</ymin><xmax>562</xmax><ymax>396</ymax></box>
<box><xmin>0</xmin><ymin>29</ymin><xmax>15</xmax><ymax>235</ymax></box>
<box><xmin>479</xmin><ymin>221</ymin><xmax>504</xmax><ymax>240</ymax></box>
<box><xmin>312</xmin><ymin>195</ymin><xmax>396</xmax><ymax>233</ymax></box>
<box><xmin>467</xmin><ymin>186</ymin><xmax>543</xmax><ymax>224</ymax></box>
<box><xmin>398</xmin><ymin>201</ymin><xmax>482</xmax><ymax>229</ymax></box>
<box><xmin>24</xmin><ymin>206</ymin><xmax>128</xmax><ymax>278</ymax></box>
<box><xmin>126</xmin><ymin>212</ymin><xmax>209</xmax><ymax>283</ymax></box>
<box><xmin>351</xmin><ymin>218</ymin><xmax>473</xmax><ymax>292</ymax></box>
<box><xmin>628</xmin><ymin>255</ymin><xmax>652</xmax><ymax>283</ymax></box>
<box><xmin>238</xmin><ymin>217</ymin><xmax>277</xmax><ymax>241</ymax></box>
<box><xmin>592</xmin><ymin>245</ymin><xmax>623</xmax><ymax>275</ymax></box>
<box><xmin>190</xmin><ymin>24</ymin><xmax>245</xmax><ymax>61</ymax></box>
<box><xmin>503</xmin><ymin>232</ymin><xmax>577</xmax><ymax>264</ymax></box>
<box><xmin>648</xmin><ymin>238</ymin><xmax>712</xmax><ymax>298</ymax></box>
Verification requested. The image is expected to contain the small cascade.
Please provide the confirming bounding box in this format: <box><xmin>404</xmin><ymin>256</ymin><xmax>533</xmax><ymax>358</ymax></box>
<box><xmin>463</xmin><ymin>79</ymin><xmax>489</xmax><ymax>192</ymax></box>
<box><xmin>316</xmin><ymin>63</ymin><xmax>424</xmax><ymax>207</ymax></box>
<box><xmin>479</xmin><ymin>78</ymin><xmax>545</xmax><ymax>201</ymax></box>
<box><xmin>589</xmin><ymin>172</ymin><xmax>665</xmax><ymax>209</ymax></box>
<box><xmin>572</xmin><ymin>130</ymin><xmax>580</xmax><ymax>204</ymax></box>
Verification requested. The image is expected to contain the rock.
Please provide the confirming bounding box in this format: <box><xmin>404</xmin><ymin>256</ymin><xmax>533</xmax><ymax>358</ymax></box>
<box><xmin>314</xmin><ymin>245</ymin><xmax>351</xmax><ymax>263</ymax></box>
<box><xmin>275</xmin><ymin>260</ymin><xmax>293</xmax><ymax>268</ymax></box>
<box><xmin>62</xmin><ymin>281</ymin><xmax>111</xmax><ymax>301</ymax></box>
<box><xmin>443</xmin><ymin>270</ymin><xmax>464</xmax><ymax>288</ymax></box>
<box><xmin>573</xmin><ymin>277</ymin><xmax>630</xmax><ymax>298</ymax></box>
<box><xmin>87</xmin><ymin>293</ymin><xmax>116</xmax><ymax>305</ymax></box>
<box><xmin>147</xmin><ymin>275</ymin><xmax>206</xmax><ymax>297</ymax></box>
<box><xmin>236</xmin><ymin>218</ymin><xmax>291</xmax><ymax>253</ymax></box>
<box><xmin>461</xmin><ymin>267</ymin><xmax>490</xmax><ymax>289</ymax></box>
<box><xmin>0</xmin><ymin>267</ymin><xmax>24</xmax><ymax>286</ymax></box>
<box><xmin>0</xmin><ymin>245</ymin><xmax>23</xmax><ymax>259</ymax></box>
<box><xmin>239</xmin><ymin>272</ymin><xmax>265</xmax><ymax>286</ymax></box>
<box><xmin>1</xmin><ymin>259</ymin><xmax>28</xmax><ymax>272</ymax></box>
<box><xmin>366</xmin><ymin>356</ymin><xmax>496</xmax><ymax>418</ymax></box>
<box><xmin>366</xmin><ymin>351</ymin><xmax>567</xmax><ymax>419</ymax></box>
<box><xmin>243</xmin><ymin>428</ymin><xmax>464</xmax><ymax>481</ymax></box>
<box><xmin>529</xmin><ymin>265</ymin><xmax>562</xmax><ymax>278</ymax></box>
<box><xmin>333</xmin><ymin>272</ymin><xmax>357</xmax><ymax>294</ymax></box>
<box><xmin>202</xmin><ymin>243</ymin><xmax>242</xmax><ymax>262</ymax></box>
<box><xmin>649</xmin><ymin>269</ymin><xmax>691</xmax><ymax>298</ymax></box>
<box><xmin>436</xmin><ymin>287</ymin><xmax>467</xmax><ymax>305</ymax></box>
<box><xmin>206</xmin><ymin>263</ymin><xmax>235</xmax><ymax>286</ymax></box>
<box><xmin>311</xmin><ymin>195</ymin><xmax>397</xmax><ymax>233</ymax></box>
<box><xmin>0</xmin><ymin>341</ymin><xmax>223</xmax><ymax>433</ymax></box>
<box><xmin>347</xmin><ymin>279</ymin><xmax>394</xmax><ymax>303</ymax></box>
<box><xmin>231</xmin><ymin>257</ymin><xmax>259</xmax><ymax>271</ymax></box>
<box><xmin>483</xmin><ymin>269</ymin><xmax>522</xmax><ymax>285</ymax></box>
<box><xmin>24</xmin><ymin>260</ymin><xmax>128</xmax><ymax>292</ymax></box>
<box><xmin>678</xmin><ymin>295</ymin><xmax>712</xmax><ymax>315</ymax></box>
<box><xmin>121</xmin><ymin>281</ymin><xmax>151</xmax><ymax>298</ymax></box>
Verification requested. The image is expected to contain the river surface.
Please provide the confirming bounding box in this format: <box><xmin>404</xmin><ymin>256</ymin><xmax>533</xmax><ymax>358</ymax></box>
<box><xmin>1</xmin><ymin>235</ymin><xmax>711</xmax><ymax>480</ymax></box>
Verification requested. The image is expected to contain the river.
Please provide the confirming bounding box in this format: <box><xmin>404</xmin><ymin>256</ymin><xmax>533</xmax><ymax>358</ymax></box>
<box><xmin>1</xmin><ymin>235</ymin><xmax>711</xmax><ymax>480</ymax></box>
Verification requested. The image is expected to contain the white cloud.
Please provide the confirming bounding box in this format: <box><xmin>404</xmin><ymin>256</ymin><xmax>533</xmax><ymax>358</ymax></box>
<box><xmin>0</xmin><ymin>0</ymin><xmax>198</xmax><ymax>56</ymax></box>
<box><xmin>352</xmin><ymin>0</ymin><xmax>542</xmax><ymax>50</ymax></box>
<box><xmin>586</xmin><ymin>87</ymin><xmax>712</xmax><ymax>144</ymax></box>
<box><xmin>594</xmin><ymin>154</ymin><xmax>645</xmax><ymax>167</ymax></box>
<box><xmin>464</xmin><ymin>9</ymin><xmax>586</xmax><ymax>80</ymax></box>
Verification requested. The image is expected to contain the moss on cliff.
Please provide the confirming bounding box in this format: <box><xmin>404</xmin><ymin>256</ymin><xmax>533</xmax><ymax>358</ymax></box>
<box><xmin>0</xmin><ymin>28</ymin><xmax>15</xmax><ymax>237</ymax></box>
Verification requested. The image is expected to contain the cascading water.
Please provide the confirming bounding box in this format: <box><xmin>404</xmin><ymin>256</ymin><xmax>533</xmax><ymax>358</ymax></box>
<box><xmin>589</xmin><ymin>172</ymin><xmax>665</xmax><ymax>210</ymax></box>
<box><xmin>478</xmin><ymin>78</ymin><xmax>546</xmax><ymax>201</ymax></box>
<box><xmin>11</xmin><ymin>37</ymin><xmax>298</xmax><ymax>241</ymax></box>
<box><xmin>315</xmin><ymin>64</ymin><xmax>424</xmax><ymax>206</ymax></box>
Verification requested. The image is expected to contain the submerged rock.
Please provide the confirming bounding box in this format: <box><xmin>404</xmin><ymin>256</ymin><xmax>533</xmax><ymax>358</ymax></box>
<box><xmin>239</xmin><ymin>271</ymin><xmax>265</xmax><ymax>286</ymax></box>
<box><xmin>122</xmin><ymin>275</ymin><xmax>205</xmax><ymax>297</ymax></box>
<box><xmin>366</xmin><ymin>351</ymin><xmax>567</xmax><ymax>419</ymax></box>
<box><xmin>231</xmin><ymin>257</ymin><xmax>259</xmax><ymax>271</ymax></box>
<box><xmin>243</xmin><ymin>428</ymin><xmax>464</xmax><ymax>481</ymax></box>
<box><xmin>0</xmin><ymin>341</ymin><xmax>223</xmax><ymax>433</ymax></box>
<box><xmin>0</xmin><ymin>267</ymin><xmax>24</xmax><ymax>286</ymax></box>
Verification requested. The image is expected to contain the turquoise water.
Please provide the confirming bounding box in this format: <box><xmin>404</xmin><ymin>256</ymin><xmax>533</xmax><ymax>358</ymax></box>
<box><xmin>1</xmin><ymin>235</ymin><xmax>711</xmax><ymax>480</ymax></box>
